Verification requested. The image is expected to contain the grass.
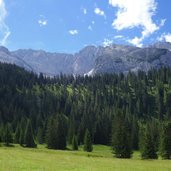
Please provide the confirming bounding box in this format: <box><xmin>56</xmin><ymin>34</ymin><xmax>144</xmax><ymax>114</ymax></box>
<box><xmin>0</xmin><ymin>144</ymin><xmax>171</xmax><ymax>171</ymax></box>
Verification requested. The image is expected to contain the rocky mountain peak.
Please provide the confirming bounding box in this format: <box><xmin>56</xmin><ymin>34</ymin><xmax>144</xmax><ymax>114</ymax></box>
<box><xmin>0</xmin><ymin>46</ymin><xmax>10</xmax><ymax>54</ymax></box>
<box><xmin>0</xmin><ymin>42</ymin><xmax>171</xmax><ymax>76</ymax></box>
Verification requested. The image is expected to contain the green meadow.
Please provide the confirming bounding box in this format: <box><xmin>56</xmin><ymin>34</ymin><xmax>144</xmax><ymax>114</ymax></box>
<box><xmin>0</xmin><ymin>145</ymin><xmax>170</xmax><ymax>171</ymax></box>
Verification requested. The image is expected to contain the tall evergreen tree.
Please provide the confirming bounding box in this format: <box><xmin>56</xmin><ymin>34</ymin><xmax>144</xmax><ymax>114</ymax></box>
<box><xmin>131</xmin><ymin>116</ymin><xmax>139</xmax><ymax>150</ymax></box>
<box><xmin>112</xmin><ymin>110</ymin><xmax>133</xmax><ymax>158</ymax></box>
<box><xmin>72</xmin><ymin>135</ymin><xmax>78</xmax><ymax>151</ymax></box>
<box><xmin>3</xmin><ymin>123</ymin><xmax>13</xmax><ymax>146</ymax></box>
<box><xmin>68</xmin><ymin>114</ymin><xmax>76</xmax><ymax>144</ymax></box>
<box><xmin>46</xmin><ymin>114</ymin><xmax>68</xmax><ymax>150</ymax></box>
<box><xmin>0</xmin><ymin>123</ymin><xmax>4</xmax><ymax>142</ymax></box>
<box><xmin>140</xmin><ymin>124</ymin><xmax>158</xmax><ymax>159</ymax></box>
<box><xmin>84</xmin><ymin>129</ymin><xmax>93</xmax><ymax>152</ymax></box>
<box><xmin>157</xmin><ymin>83</ymin><xmax>165</xmax><ymax>120</ymax></box>
<box><xmin>24</xmin><ymin>120</ymin><xmax>36</xmax><ymax>148</ymax></box>
<box><xmin>166</xmin><ymin>93</ymin><xmax>171</xmax><ymax>119</ymax></box>
<box><xmin>160</xmin><ymin>122</ymin><xmax>171</xmax><ymax>159</ymax></box>
<box><xmin>14</xmin><ymin>123</ymin><xmax>20</xmax><ymax>144</ymax></box>
<box><xmin>19</xmin><ymin>128</ymin><xmax>25</xmax><ymax>146</ymax></box>
<box><xmin>19</xmin><ymin>117</ymin><xmax>27</xmax><ymax>146</ymax></box>
<box><xmin>37</xmin><ymin>127</ymin><xmax>44</xmax><ymax>144</ymax></box>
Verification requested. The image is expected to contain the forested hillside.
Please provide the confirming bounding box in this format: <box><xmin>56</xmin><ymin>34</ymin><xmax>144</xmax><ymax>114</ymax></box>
<box><xmin>0</xmin><ymin>63</ymin><xmax>171</xmax><ymax>159</ymax></box>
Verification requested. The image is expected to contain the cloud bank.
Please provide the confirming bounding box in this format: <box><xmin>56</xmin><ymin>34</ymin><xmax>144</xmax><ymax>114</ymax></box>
<box><xmin>109</xmin><ymin>0</ymin><xmax>164</xmax><ymax>47</ymax></box>
<box><xmin>0</xmin><ymin>0</ymin><xmax>11</xmax><ymax>46</ymax></box>
<box><xmin>103</xmin><ymin>38</ymin><xmax>113</xmax><ymax>47</ymax></box>
<box><xmin>158</xmin><ymin>33</ymin><xmax>171</xmax><ymax>43</ymax></box>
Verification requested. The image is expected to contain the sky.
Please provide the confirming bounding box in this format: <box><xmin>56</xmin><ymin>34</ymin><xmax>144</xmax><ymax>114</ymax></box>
<box><xmin>0</xmin><ymin>0</ymin><xmax>171</xmax><ymax>53</ymax></box>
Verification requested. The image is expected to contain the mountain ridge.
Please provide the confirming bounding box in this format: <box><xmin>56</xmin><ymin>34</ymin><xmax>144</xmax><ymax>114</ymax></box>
<box><xmin>0</xmin><ymin>42</ymin><xmax>171</xmax><ymax>76</ymax></box>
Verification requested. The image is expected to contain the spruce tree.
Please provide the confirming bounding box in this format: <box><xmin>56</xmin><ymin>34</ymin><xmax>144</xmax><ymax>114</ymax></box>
<box><xmin>166</xmin><ymin>93</ymin><xmax>171</xmax><ymax>119</ymax></box>
<box><xmin>46</xmin><ymin>117</ymin><xmax>53</xmax><ymax>148</ymax></box>
<box><xmin>83</xmin><ymin>129</ymin><xmax>93</xmax><ymax>152</ymax></box>
<box><xmin>46</xmin><ymin>114</ymin><xmax>67</xmax><ymax>150</ymax></box>
<box><xmin>68</xmin><ymin>114</ymin><xmax>75</xmax><ymax>144</ymax></box>
<box><xmin>160</xmin><ymin>122</ymin><xmax>171</xmax><ymax>159</ymax></box>
<box><xmin>3</xmin><ymin>123</ymin><xmax>13</xmax><ymax>146</ymax></box>
<box><xmin>19</xmin><ymin>117</ymin><xmax>26</xmax><ymax>146</ymax></box>
<box><xmin>131</xmin><ymin>116</ymin><xmax>139</xmax><ymax>150</ymax></box>
<box><xmin>24</xmin><ymin>120</ymin><xmax>36</xmax><ymax>148</ymax></box>
<box><xmin>37</xmin><ymin>127</ymin><xmax>44</xmax><ymax>144</ymax></box>
<box><xmin>157</xmin><ymin>83</ymin><xmax>165</xmax><ymax>120</ymax></box>
<box><xmin>0</xmin><ymin>123</ymin><xmax>4</xmax><ymax>142</ymax></box>
<box><xmin>14</xmin><ymin>123</ymin><xmax>20</xmax><ymax>144</ymax></box>
<box><xmin>140</xmin><ymin>124</ymin><xmax>158</xmax><ymax>159</ymax></box>
<box><xmin>112</xmin><ymin>111</ymin><xmax>132</xmax><ymax>158</ymax></box>
<box><xmin>72</xmin><ymin>135</ymin><xmax>78</xmax><ymax>151</ymax></box>
<box><xmin>19</xmin><ymin>128</ymin><xmax>25</xmax><ymax>146</ymax></box>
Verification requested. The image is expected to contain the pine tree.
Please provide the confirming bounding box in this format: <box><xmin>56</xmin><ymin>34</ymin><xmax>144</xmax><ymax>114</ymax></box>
<box><xmin>46</xmin><ymin>114</ymin><xmax>67</xmax><ymax>150</ymax></box>
<box><xmin>131</xmin><ymin>116</ymin><xmax>139</xmax><ymax>150</ymax></box>
<box><xmin>3</xmin><ymin>123</ymin><xmax>13</xmax><ymax>146</ymax></box>
<box><xmin>112</xmin><ymin>111</ymin><xmax>133</xmax><ymax>158</ymax></box>
<box><xmin>140</xmin><ymin>124</ymin><xmax>158</xmax><ymax>159</ymax></box>
<box><xmin>19</xmin><ymin>128</ymin><xmax>25</xmax><ymax>146</ymax></box>
<box><xmin>0</xmin><ymin>123</ymin><xmax>4</xmax><ymax>142</ymax></box>
<box><xmin>46</xmin><ymin>117</ymin><xmax>53</xmax><ymax>148</ymax></box>
<box><xmin>160</xmin><ymin>122</ymin><xmax>171</xmax><ymax>159</ymax></box>
<box><xmin>19</xmin><ymin>117</ymin><xmax>26</xmax><ymax>146</ymax></box>
<box><xmin>72</xmin><ymin>135</ymin><xmax>78</xmax><ymax>151</ymax></box>
<box><xmin>83</xmin><ymin>129</ymin><xmax>93</xmax><ymax>152</ymax></box>
<box><xmin>157</xmin><ymin>83</ymin><xmax>165</xmax><ymax>120</ymax></box>
<box><xmin>68</xmin><ymin>114</ymin><xmax>75</xmax><ymax>144</ymax></box>
<box><xmin>14</xmin><ymin>123</ymin><xmax>20</xmax><ymax>144</ymax></box>
<box><xmin>24</xmin><ymin>120</ymin><xmax>36</xmax><ymax>148</ymax></box>
<box><xmin>37</xmin><ymin>127</ymin><xmax>44</xmax><ymax>144</ymax></box>
<box><xmin>166</xmin><ymin>93</ymin><xmax>171</xmax><ymax>119</ymax></box>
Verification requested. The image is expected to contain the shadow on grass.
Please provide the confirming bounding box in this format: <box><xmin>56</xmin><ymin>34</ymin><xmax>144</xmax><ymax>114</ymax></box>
<box><xmin>3</xmin><ymin>144</ymin><xmax>15</xmax><ymax>147</ymax></box>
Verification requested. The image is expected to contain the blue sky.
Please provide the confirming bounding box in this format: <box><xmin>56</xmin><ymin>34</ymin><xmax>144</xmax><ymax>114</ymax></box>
<box><xmin>0</xmin><ymin>0</ymin><xmax>171</xmax><ymax>53</ymax></box>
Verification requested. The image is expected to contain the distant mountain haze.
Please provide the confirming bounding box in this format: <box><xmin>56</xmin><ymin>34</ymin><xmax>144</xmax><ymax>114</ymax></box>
<box><xmin>0</xmin><ymin>42</ymin><xmax>171</xmax><ymax>76</ymax></box>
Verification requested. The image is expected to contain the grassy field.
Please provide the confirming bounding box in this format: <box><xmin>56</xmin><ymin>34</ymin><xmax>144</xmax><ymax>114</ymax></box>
<box><xmin>0</xmin><ymin>145</ymin><xmax>171</xmax><ymax>171</ymax></box>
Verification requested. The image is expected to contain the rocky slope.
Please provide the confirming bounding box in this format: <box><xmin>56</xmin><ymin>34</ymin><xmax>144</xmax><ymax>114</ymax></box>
<box><xmin>0</xmin><ymin>42</ymin><xmax>171</xmax><ymax>76</ymax></box>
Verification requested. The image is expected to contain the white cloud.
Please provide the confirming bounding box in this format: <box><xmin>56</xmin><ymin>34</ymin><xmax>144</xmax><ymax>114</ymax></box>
<box><xmin>83</xmin><ymin>8</ymin><xmax>87</xmax><ymax>15</ymax></box>
<box><xmin>103</xmin><ymin>39</ymin><xmax>113</xmax><ymax>47</ymax></box>
<box><xmin>158</xmin><ymin>33</ymin><xmax>171</xmax><ymax>43</ymax></box>
<box><xmin>160</xmin><ymin>19</ymin><xmax>166</xmax><ymax>27</ymax></box>
<box><xmin>1</xmin><ymin>31</ymin><xmax>10</xmax><ymax>46</ymax></box>
<box><xmin>69</xmin><ymin>29</ymin><xmax>78</xmax><ymax>35</ymax></box>
<box><xmin>94</xmin><ymin>8</ymin><xmax>106</xmax><ymax>18</ymax></box>
<box><xmin>88</xmin><ymin>25</ymin><xmax>92</xmax><ymax>31</ymax></box>
<box><xmin>38</xmin><ymin>15</ymin><xmax>48</xmax><ymax>27</ymax></box>
<box><xmin>88</xmin><ymin>21</ymin><xmax>95</xmax><ymax>31</ymax></box>
<box><xmin>38</xmin><ymin>19</ymin><xmax>47</xmax><ymax>26</ymax></box>
<box><xmin>0</xmin><ymin>0</ymin><xmax>11</xmax><ymax>46</ymax></box>
<box><xmin>109</xmin><ymin>0</ymin><xmax>164</xmax><ymax>47</ymax></box>
<box><xmin>128</xmin><ymin>37</ymin><xmax>143</xmax><ymax>47</ymax></box>
<box><xmin>164</xmin><ymin>34</ymin><xmax>171</xmax><ymax>43</ymax></box>
<box><xmin>114</xmin><ymin>35</ymin><xmax>124</xmax><ymax>39</ymax></box>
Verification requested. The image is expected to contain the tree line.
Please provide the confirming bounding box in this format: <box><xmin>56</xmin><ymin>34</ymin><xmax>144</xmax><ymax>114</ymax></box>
<box><xmin>0</xmin><ymin>63</ymin><xmax>171</xmax><ymax>159</ymax></box>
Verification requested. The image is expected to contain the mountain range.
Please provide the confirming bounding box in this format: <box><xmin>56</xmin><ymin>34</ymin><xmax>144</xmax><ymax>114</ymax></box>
<box><xmin>0</xmin><ymin>42</ymin><xmax>171</xmax><ymax>76</ymax></box>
